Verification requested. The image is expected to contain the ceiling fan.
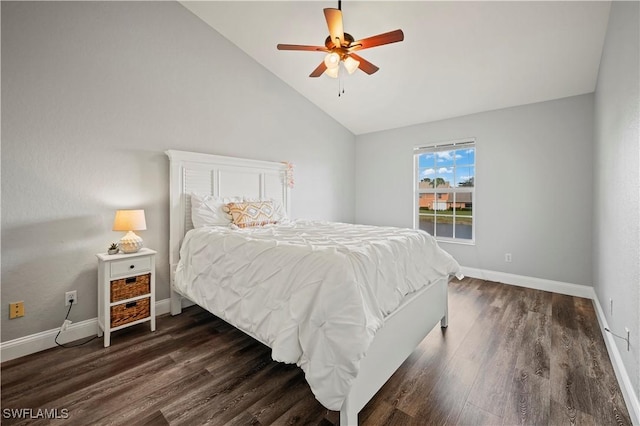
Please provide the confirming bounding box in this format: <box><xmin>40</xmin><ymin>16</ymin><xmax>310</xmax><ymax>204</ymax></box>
<box><xmin>276</xmin><ymin>1</ymin><xmax>404</xmax><ymax>78</ymax></box>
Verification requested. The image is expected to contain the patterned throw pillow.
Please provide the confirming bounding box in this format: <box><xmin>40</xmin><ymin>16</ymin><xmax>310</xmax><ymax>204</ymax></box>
<box><xmin>223</xmin><ymin>201</ymin><xmax>278</xmax><ymax>228</ymax></box>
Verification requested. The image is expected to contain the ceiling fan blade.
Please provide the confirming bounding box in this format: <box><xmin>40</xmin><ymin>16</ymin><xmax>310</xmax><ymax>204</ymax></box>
<box><xmin>309</xmin><ymin>61</ymin><xmax>328</xmax><ymax>78</ymax></box>
<box><xmin>349</xmin><ymin>29</ymin><xmax>404</xmax><ymax>52</ymax></box>
<box><xmin>277</xmin><ymin>44</ymin><xmax>328</xmax><ymax>52</ymax></box>
<box><xmin>324</xmin><ymin>8</ymin><xmax>345</xmax><ymax>48</ymax></box>
<box><xmin>348</xmin><ymin>53</ymin><xmax>379</xmax><ymax>75</ymax></box>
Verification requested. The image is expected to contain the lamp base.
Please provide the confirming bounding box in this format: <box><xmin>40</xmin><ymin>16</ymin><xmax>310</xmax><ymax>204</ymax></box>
<box><xmin>118</xmin><ymin>231</ymin><xmax>143</xmax><ymax>253</ymax></box>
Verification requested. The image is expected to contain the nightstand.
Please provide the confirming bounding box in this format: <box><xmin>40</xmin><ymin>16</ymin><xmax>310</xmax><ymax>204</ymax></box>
<box><xmin>96</xmin><ymin>248</ymin><xmax>156</xmax><ymax>347</ymax></box>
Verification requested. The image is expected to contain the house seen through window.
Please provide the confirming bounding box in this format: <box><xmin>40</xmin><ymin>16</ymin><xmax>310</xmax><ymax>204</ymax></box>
<box><xmin>414</xmin><ymin>139</ymin><xmax>475</xmax><ymax>243</ymax></box>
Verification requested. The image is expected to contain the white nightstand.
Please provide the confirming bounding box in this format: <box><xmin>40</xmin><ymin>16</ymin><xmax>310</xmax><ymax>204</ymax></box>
<box><xmin>96</xmin><ymin>248</ymin><xmax>156</xmax><ymax>347</ymax></box>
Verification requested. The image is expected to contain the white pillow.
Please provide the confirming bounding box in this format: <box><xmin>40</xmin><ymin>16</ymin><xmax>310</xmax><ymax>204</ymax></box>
<box><xmin>272</xmin><ymin>199</ymin><xmax>289</xmax><ymax>223</ymax></box>
<box><xmin>190</xmin><ymin>194</ymin><xmax>289</xmax><ymax>228</ymax></box>
<box><xmin>190</xmin><ymin>194</ymin><xmax>233</xmax><ymax>228</ymax></box>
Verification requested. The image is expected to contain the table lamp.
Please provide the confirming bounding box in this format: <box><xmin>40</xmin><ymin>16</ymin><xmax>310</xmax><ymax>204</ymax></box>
<box><xmin>112</xmin><ymin>209</ymin><xmax>146</xmax><ymax>253</ymax></box>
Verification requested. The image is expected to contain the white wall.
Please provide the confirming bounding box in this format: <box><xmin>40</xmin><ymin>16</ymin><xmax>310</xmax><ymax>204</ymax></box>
<box><xmin>593</xmin><ymin>0</ymin><xmax>640</xmax><ymax>403</ymax></box>
<box><xmin>1</xmin><ymin>1</ymin><xmax>355</xmax><ymax>342</ymax></box>
<box><xmin>355</xmin><ymin>94</ymin><xmax>594</xmax><ymax>286</ymax></box>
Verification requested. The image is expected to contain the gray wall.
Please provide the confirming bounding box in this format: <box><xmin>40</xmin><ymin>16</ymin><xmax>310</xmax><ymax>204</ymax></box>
<box><xmin>593</xmin><ymin>1</ymin><xmax>640</xmax><ymax>401</ymax></box>
<box><xmin>1</xmin><ymin>1</ymin><xmax>355</xmax><ymax>342</ymax></box>
<box><xmin>355</xmin><ymin>94</ymin><xmax>594</xmax><ymax>286</ymax></box>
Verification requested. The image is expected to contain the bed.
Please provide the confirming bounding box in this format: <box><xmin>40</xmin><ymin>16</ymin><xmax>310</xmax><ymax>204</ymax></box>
<box><xmin>165</xmin><ymin>150</ymin><xmax>462</xmax><ymax>425</ymax></box>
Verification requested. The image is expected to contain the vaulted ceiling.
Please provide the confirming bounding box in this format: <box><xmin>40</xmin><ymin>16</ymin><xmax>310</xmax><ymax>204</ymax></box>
<box><xmin>181</xmin><ymin>1</ymin><xmax>611</xmax><ymax>135</ymax></box>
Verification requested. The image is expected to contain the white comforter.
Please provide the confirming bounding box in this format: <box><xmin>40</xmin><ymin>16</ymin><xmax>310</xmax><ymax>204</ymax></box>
<box><xmin>174</xmin><ymin>220</ymin><xmax>461</xmax><ymax>410</ymax></box>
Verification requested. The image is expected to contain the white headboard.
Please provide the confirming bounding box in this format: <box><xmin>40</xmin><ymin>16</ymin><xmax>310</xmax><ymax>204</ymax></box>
<box><xmin>165</xmin><ymin>150</ymin><xmax>291</xmax><ymax>271</ymax></box>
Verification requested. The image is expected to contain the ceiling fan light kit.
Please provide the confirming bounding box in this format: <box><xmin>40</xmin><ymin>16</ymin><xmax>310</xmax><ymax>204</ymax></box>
<box><xmin>276</xmin><ymin>2</ymin><xmax>404</xmax><ymax>79</ymax></box>
<box><xmin>322</xmin><ymin>52</ymin><xmax>359</xmax><ymax>78</ymax></box>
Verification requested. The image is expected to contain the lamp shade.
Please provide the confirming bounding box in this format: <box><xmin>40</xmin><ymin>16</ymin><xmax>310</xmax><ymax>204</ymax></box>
<box><xmin>324</xmin><ymin>66</ymin><xmax>339</xmax><ymax>79</ymax></box>
<box><xmin>343</xmin><ymin>56</ymin><xmax>360</xmax><ymax>74</ymax></box>
<box><xmin>113</xmin><ymin>210</ymin><xmax>146</xmax><ymax>231</ymax></box>
<box><xmin>324</xmin><ymin>52</ymin><xmax>340</xmax><ymax>69</ymax></box>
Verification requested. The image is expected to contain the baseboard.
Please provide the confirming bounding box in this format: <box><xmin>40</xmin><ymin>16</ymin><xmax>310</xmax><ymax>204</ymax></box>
<box><xmin>591</xmin><ymin>295</ymin><xmax>640</xmax><ymax>425</ymax></box>
<box><xmin>0</xmin><ymin>298</ymin><xmax>172</xmax><ymax>363</ymax></box>
<box><xmin>156</xmin><ymin>298</ymin><xmax>172</xmax><ymax>316</ymax></box>
<box><xmin>460</xmin><ymin>266</ymin><xmax>596</xmax><ymax>299</ymax></box>
<box><xmin>461</xmin><ymin>266</ymin><xmax>639</xmax><ymax>424</ymax></box>
<box><xmin>0</xmin><ymin>318</ymin><xmax>100</xmax><ymax>363</ymax></box>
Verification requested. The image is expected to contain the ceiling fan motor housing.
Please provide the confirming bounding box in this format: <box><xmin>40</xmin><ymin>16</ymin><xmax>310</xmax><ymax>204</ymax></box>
<box><xmin>324</xmin><ymin>32</ymin><xmax>355</xmax><ymax>49</ymax></box>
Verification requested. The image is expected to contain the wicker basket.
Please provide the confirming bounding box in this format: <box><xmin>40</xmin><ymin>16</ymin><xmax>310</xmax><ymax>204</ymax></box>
<box><xmin>110</xmin><ymin>273</ymin><xmax>150</xmax><ymax>303</ymax></box>
<box><xmin>110</xmin><ymin>298</ymin><xmax>150</xmax><ymax>327</ymax></box>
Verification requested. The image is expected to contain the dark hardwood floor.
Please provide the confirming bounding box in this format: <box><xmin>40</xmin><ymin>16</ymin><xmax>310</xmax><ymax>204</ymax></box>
<box><xmin>1</xmin><ymin>278</ymin><xmax>632</xmax><ymax>425</ymax></box>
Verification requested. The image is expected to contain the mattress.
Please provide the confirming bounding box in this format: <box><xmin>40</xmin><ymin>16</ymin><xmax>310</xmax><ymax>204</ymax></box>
<box><xmin>174</xmin><ymin>220</ymin><xmax>461</xmax><ymax>410</ymax></box>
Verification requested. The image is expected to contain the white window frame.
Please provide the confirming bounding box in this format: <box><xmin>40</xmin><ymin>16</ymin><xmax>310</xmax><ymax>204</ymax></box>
<box><xmin>413</xmin><ymin>138</ymin><xmax>476</xmax><ymax>245</ymax></box>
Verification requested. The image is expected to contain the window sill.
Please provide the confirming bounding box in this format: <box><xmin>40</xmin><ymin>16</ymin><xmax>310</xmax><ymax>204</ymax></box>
<box><xmin>435</xmin><ymin>238</ymin><xmax>475</xmax><ymax>246</ymax></box>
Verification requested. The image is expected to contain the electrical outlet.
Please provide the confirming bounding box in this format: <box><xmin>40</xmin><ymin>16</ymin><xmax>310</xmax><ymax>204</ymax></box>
<box><xmin>65</xmin><ymin>290</ymin><xmax>77</xmax><ymax>306</ymax></box>
<box><xmin>505</xmin><ymin>253</ymin><xmax>512</xmax><ymax>263</ymax></box>
<box><xmin>9</xmin><ymin>302</ymin><xmax>24</xmax><ymax>319</ymax></box>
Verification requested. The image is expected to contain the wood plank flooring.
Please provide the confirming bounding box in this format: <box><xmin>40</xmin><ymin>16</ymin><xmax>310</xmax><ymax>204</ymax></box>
<box><xmin>1</xmin><ymin>278</ymin><xmax>632</xmax><ymax>425</ymax></box>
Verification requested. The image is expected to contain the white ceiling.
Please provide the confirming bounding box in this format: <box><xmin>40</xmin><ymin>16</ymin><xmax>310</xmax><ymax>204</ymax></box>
<box><xmin>181</xmin><ymin>1</ymin><xmax>611</xmax><ymax>135</ymax></box>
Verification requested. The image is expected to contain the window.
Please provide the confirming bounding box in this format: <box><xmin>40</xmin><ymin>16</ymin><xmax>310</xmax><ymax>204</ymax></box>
<box><xmin>414</xmin><ymin>139</ymin><xmax>475</xmax><ymax>243</ymax></box>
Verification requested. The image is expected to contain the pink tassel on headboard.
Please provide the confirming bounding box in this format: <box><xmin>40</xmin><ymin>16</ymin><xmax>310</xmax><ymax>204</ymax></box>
<box><xmin>282</xmin><ymin>162</ymin><xmax>294</xmax><ymax>189</ymax></box>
